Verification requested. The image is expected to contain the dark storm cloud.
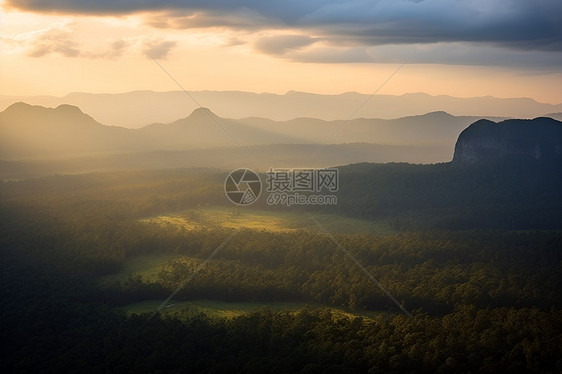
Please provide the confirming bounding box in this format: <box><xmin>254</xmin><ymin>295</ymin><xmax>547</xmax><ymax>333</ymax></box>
<box><xmin>145</xmin><ymin>9</ymin><xmax>273</xmax><ymax>31</ymax></box>
<box><xmin>7</xmin><ymin>0</ymin><xmax>562</xmax><ymax>52</ymax></box>
<box><xmin>283</xmin><ymin>42</ymin><xmax>562</xmax><ymax>68</ymax></box>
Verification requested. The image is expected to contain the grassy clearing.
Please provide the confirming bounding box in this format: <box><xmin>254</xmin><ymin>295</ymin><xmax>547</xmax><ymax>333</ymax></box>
<box><xmin>117</xmin><ymin>299</ymin><xmax>386</xmax><ymax>320</ymax></box>
<box><xmin>98</xmin><ymin>253</ymin><xmax>176</xmax><ymax>284</ymax></box>
<box><xmin>141</xmin><ymin>206</ymin><xmax>396</xmax><ymax>235</ymax></box>
<box><xmin>100</xmin><ymin>209</ymin><xmax>396</xmax><ymax>297</ymax></box>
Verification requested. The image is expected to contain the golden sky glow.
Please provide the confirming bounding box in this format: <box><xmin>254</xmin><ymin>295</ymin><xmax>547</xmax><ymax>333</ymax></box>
<box><xmin>1</xmin><ymin>1</ymin><xmax>561</xmax><ymax>104</ymax></box>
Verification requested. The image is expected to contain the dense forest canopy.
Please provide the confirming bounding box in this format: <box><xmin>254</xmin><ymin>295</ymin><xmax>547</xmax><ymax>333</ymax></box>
<box><xmin>1</xmin><ymin>160</ymin><xmax>561</xmax><ymax>372</ymax></box>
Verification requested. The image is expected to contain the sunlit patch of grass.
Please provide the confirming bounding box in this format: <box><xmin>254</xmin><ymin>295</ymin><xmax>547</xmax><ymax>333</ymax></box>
<box><xmin>141</xmin><ymin>206</ymin><xmax>397</xmax><ymax>235</ymax></box>
<box><xmin>97</xmin><ymin>253</ymin><xmax>176</xmax><ymax>285</ymax></box>
<box><xmin>102</xmin><ymin>209</ymin><xmax>397</xmax><ymax>286</ymax></box>
<box><xmin>117</xmin><ymin>299</ymin><xmax>387</xmax><ymax>320</ymax></box>
<box><xmin>208</xmin><ymin>208</ymin><xmax>299</xmax><ymax>232</ymax></box>
<box><xmin>139</xmin><ymin>215</ymin><xmax>204</xmax><ymax>231</ymax></box>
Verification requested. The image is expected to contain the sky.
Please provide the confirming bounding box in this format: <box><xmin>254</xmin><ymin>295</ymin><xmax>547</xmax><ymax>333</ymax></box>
<box><xmin>1</xmin><ymin>0</ymin><xmax>562</xmax><ymax>103</ymax></box>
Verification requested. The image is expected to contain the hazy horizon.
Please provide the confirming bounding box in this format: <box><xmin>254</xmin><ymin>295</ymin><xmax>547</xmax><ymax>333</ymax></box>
<box><xmin>2</xmin><ymin>0</ymin><xmax>562</xmax><ymax>104</ymax></box>
<box><xmin>4</xmin><ymin>89</ymin><xmax>562</xmax><ymax>107</ymax></box>
<box><xmin>2</xmin><ymin>90</ymin><xmax>561</xmax><ymax>130</ymax></box>
<box><xmin>3</xmin><ymin>88</ymin><xmax>562</xmax><ymax>103</ymax></box>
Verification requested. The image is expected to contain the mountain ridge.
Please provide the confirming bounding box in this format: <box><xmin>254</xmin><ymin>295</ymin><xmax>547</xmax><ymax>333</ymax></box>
<box><xmin>2</xmin><ymin>102</ymin><xmax>559</xmax><ymax>170</ymax></box>
<box><xmin>1</xmin><ymin>90</ymin><xmax>560</xmax><ymax>128</ymax></box>
<box><xmin>453</xmin><ymin>117</ymin><xmax>562</xmax><ymax>164</ymax></box>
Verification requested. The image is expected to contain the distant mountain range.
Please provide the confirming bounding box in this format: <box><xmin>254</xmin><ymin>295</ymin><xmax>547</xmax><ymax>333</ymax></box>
<box><xmin>0</xmin><ymin>102</ymin><xmax>499</xmax><ymax>160</ymax></box>
<box><xmin>1</xmin><ymin>90</ymin><xmax>560</xmax><ymax>128</ymax></box>
<box><xmin>1</xmin><ymin>102</ymin><xmax>560</xmax><ymax>179</ymax></box>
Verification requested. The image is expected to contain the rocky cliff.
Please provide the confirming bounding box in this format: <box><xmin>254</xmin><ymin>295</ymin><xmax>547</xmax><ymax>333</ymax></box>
<box><xmin>453</xmin><ymin>117</ymin><xmax>562</xmax><ymax>164</ymax></box>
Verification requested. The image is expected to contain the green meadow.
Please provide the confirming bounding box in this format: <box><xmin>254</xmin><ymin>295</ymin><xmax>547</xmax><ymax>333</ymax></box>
<box><xmin>100</xmin><ymin>206</ymin><xmax>396</xmax><ymax>287</ymax></box>
<box><xmin>98</xmin><ymin>253</ymin><xmax>175</xmax><ymax>284</ymax></box>
<box><xmin>117</xmin><ymin>299</ymin><xmax>386</xmax><ymax>320</ymax></box>
<box><xmin>102</xmin><ymin>207</ymin><xmax>397</xmax><ymax>319</ymax></box>
<box><xmin>141</xmin><ymin>206</ymin><xmax>397</xmax><ymax>234</ymax></box>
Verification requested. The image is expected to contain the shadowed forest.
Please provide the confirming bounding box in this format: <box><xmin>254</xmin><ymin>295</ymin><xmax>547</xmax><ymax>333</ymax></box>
<box><xmin>3</xmin><ymin>0</ymin><xmax>562</xmax><ymax>371</ymax></box>
<box><xmin>2</xmin><ymin>158</ymin><xmax>561</xmax><ymax>372</ymax></box>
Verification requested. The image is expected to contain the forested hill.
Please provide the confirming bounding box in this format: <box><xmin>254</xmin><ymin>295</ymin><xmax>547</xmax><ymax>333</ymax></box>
<box><xmin>298</xmin><ymin>118</ymin><xmax>562</xmax><ymax>230</ymax></box>
<box><xmin>312</xmin><ymin>157</ymin><xmax>562</xmax><ymax>230</ymax></box>
<box><xmin>453</xmin><ymin>117</ymin><xmax>562</xmax><ymax>164</ymax></box>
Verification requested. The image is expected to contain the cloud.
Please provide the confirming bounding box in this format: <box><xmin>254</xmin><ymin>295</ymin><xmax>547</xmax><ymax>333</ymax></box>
<box><xmin>142</xmin><ymin>39</ymin><xmax>177</xmax><ymax>59</ymax></box>
<box><xmin>1</xmin><ymin>22</ymin><xmax>166</xmax><ymax>60</ymax></box>
<box><xmin>0</xmin><ymin>22</ymin><xmax>82</xmax><ymax>57</ymax></box>
<box><xmin>278</xmin><ymin>42</ymin><xmax>562</xmax><ymax>68</ymax></box>
<box><xmin>23</xmin><ymin>28</ymin><xmax>80</xmax><ymax>57</ymax></box>
<box><xmin>254</xmin><ymin>35</ymin><xmax>317</xmax><ymax>56</ymax></box>
<box><xmin>301</xmin><ymin>0</ymin><xmax>562</xmax><ymax>52</ymax></box>
<box><xmin>223</xmin><ymin>37</ymin><xmax>246</xmax><ymax>47</ymax></box>
<box><xmin>104</xmin><ymin>39</ymin><xmax>129</xmax><ymax>58</ymax></box>
<box><xmin>6</xmin><ymin>0</ymin><xmax>562</xmax><ymax>70</ymax></box>
<box><xmin>289</xmin><ymin>46</ymin><xmax>375</xmax><ymax>63</ymax></box>
<box><xmin>4</xmin><ymin>0</ymin><xmax>320</xmax><ymax>22</ymax></box>
<box><xmin>145</xmin><ymin>9</ymin><xmax>272</xmax><ymax>31</ymax></box>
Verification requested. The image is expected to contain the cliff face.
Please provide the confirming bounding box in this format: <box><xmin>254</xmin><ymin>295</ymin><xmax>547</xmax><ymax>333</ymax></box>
<box><xmin>453</xmin><ymin>117</ymin><xmax>562</xmax><ymax>164</ymax></box>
